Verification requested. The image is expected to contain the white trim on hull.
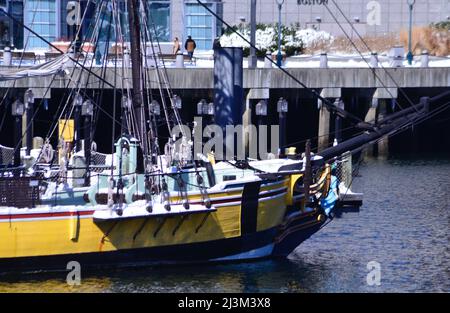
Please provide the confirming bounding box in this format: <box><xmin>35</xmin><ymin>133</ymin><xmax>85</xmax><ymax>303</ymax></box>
<box><xmin>210</xmin><ymin>243</ymin><xmax>274</xmax><ymax>261</ymax></box>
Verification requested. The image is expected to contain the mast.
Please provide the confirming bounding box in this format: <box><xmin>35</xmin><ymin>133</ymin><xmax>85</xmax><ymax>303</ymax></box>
<box><xmin>126</xmin><ymin>0</ymin><xmax>147</xmax><ymax>170</ymax></box>
<box><xmin>303</xmin><ymin>139</ymin><xmax>311</xmax><ymax>206</ymax></box>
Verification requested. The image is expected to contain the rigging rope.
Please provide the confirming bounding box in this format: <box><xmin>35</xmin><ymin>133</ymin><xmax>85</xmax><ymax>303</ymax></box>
<box><xmin>193</xmin><ymin>0</ymin><xmax>365</xmax><ymax>126</ymax></box>
<box><xmin>327</xmin><ymin>0</ymin><xmax>420</xmax><ymax>113</ymax></box>
<box><xmin>323</xmin><ymin>1</ymin><xmax>421</xmax><ymax>118</ymax></box>
<box><xmin>0</xmin><ymin>0</ymin><xmax>40</xmax><ymax>134</ymax></box>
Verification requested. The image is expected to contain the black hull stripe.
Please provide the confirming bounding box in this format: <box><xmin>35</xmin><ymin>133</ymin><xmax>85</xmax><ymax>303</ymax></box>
<box><xmin>241</xmin><ymin>181</ymin><xmax>261</xmax><ymax>236</ymax></box>
<box><xmin>188</xmin><ymin>187</ymin><xmax>287</xmax><ymax>206</ymax></box>
<box><xmin>223</xmin><ymin>178</ymin><xmax>286</xmax><ymax>190</ymax></box>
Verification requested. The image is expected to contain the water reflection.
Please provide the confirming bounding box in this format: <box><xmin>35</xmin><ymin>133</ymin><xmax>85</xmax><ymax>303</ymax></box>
<box><xmin>0</xmin><ymin>259</ymin><xmax>335</xmax><ymax>293</ymax></box>
<box><xmin>0</xmin><ymin>156</ymin><xmax>448</xmax><ymax>292</ymax></box>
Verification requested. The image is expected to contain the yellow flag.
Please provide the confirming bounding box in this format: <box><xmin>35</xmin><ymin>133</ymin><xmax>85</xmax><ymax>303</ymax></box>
<box><xmin>58</xmin><ymin>119</ymin><xmax>75</xmax><ymax>142</ymax></box>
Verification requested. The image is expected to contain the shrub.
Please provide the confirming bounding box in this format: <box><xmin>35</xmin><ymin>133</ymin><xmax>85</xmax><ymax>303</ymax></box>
<box><xmin>432</xmin><ymin>21</ymin><xmax>450</xmax><ymax>30</ymax></box>
<box><xmin>220</xmin><ymin>23</ymin><xmax>316</xmax><ymax>57</ymax></box>
<box><xmin>399</xmin><ymin>25</ymin><xmax>449</xmax><ymax>56</ymax></box>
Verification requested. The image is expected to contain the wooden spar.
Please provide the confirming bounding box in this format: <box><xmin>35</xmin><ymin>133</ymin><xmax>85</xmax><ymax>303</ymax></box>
<box><xmin>317</xmin><ymin>107</ymin><xmax>428</xmax><ymax>164</ymax></box>
<box><xmin>303</xmin><ymin>139</ymin><xmax>311</xmax><ymax>204</ymax></box>
<box><xmin>126</xmin><ymin>0</ymin><xmax>147</xmax><ymax>169</ymax></box>
<box><xmin>315</xmin><ymin>94</ymin><xmax>450</xmax><ymax>165</ymax></box>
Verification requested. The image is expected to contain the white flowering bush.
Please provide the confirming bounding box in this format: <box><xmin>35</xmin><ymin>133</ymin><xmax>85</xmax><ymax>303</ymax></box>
<box><xmin>294</xmin><ymin>29</ymin><xmax>334</xmax><ymax>48</ymax></box>
<box><xmin>220</xmin><ymin>24</ymin><xmax>334</xmax><ymax>57</ymax></box>
<box><xmin>220</xmin><ymin>24</ymin><xmax>300</xmax><ymax>57</ymax></box>
<box><xmin>254</xmin><ymin>27</ymin><xmax>277</xmax><ymax>51</ymax></box>
<box><xmin>219</xmin><ymin>31</ymin><xmax>250</xmax><ymax>49</ymax></box>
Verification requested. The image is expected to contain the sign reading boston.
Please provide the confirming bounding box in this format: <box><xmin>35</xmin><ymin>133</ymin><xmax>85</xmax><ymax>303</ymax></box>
<box><xmin>297</xmin><ymin>0</ymin><xmax>329</xmax><ymax>4</ymax></box>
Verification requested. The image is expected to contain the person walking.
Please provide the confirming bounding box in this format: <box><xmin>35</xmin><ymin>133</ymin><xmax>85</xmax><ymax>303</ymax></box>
<box><xmin>172</xmin><ymin>37</ymin><xmax>180</xmax><ymax>55</ymax></box>
<box><xmin>212</xmin><ymin>37</ymin><xmax>221</xmax><ymax>57</ymax></box>
<box><xmin>212</xmin><ymin>37</ymin><xmax>221</xmax><ymax>50</ymax></box>
<box><xmin>184</xmin><ymin>35</ymin><xmax>196</xmax><ymax>60</ymax></box>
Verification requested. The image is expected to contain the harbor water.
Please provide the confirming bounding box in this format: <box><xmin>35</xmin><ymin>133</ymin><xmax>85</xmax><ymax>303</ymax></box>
<box><xmin>0</xmin><ymin>155</ymin><xmax>448</xmax><ymax>292</ymax></box>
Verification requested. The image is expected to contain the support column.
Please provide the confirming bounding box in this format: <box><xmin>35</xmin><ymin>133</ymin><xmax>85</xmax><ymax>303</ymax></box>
<box><xmin>214</xmin><ymin>47</ymin><xmax>244</xmax><ymax>160</ymax></box>
<box><xmin>320</xmin><ymin>53</ymin><xmax>328</xmax><ymax>68</ymax></box>
<box><xmin>23</xmin><ymin>89</ymin><xmax>51</xmax><ymax>155</ymax></box>
<box><xmin>248</xmin><ymin>0</ymin><xmax>257</xmax><ymax>68</ymax></box>
<box><xmin>279</xmin><ymin>111</ymin><xmax>286</xmax><ymax>156</ymax></box>
<box><xmin>363</xmin><ymin>98</ymin><xmax>378</xmax><ymax>157</ymax></box>
<box><xmin>377</xmin><ymin>99</ymin><xmax>389</xmax><ymax>158</ymax></box>
<box><xmin>22</xmin><ymin>90</ymin><xmax>35</xmax><ymax>155</ymax></box>
<box><xmin>82</xmin><ymin>100</ymin><xmax>93</xmax><ymax>187</ymax></box>
<box><xmin>341</xmin><ymin>151</ymin><xmax>353</xmax><ymax>188</ymax></box>
<box><xmin>264</xmin><ymin>52</ymin><xmax>272</xmax><ymax>68</ymax></box>
<box><xmin>369</xmin><ymin>52</ymin><xmax>379</xmax><ymax>68</ymax></box>
<box><xmin>22</xmin><ymin>109</ymin><xmax>28</xmax><ymax>150</ymax></box>
<box><xmin>3</xmin><ymin>46</ymin><xmax>12</xmax><ymax>66</ymax></box>
<box><xmin>367</xmin><ymin>88</ymin><xmax>398</xmax><ymax>158</ymax></box>
<box><xmin>176</xmin><ymin>52</ymin><xmax>184</xmax><ymax>68</ymax></box>
<box><xmin>25</xmin><ymin>91</ymin><xmax>34</xmax><ymax>156</ymax></box>
<box><xmin>244</xmin><ymin>88</ymin><xmax>269</xmax><ymax>159</ymax></box>
<box><xmin>11</xmin><ymin>100</ymin><xmax>24</xmax><ymax>172</ymax></box>
<box><xmin>318</xmin><ymin>88</ymin><xmax>341</xmax><ymax>152</ymax></box>
<box><xmin>73</xmin><ymin>94</ymin><xmax>83</xmax><ymax>152</ymax></box>
<box><xmin>334</xmin><ymin>98</ymin><xmax>344</xmax><ymax>144</ymax></box>
<box><xmin>318</xmin><ymin>105</ymin><xmax>330</xmax><ymax>152</ymax></box>
<box><xmin>242</xmin><ymin>97</ymin><xmax>252</xmax><ymax>158</ymax></box>
<box><xmin>14</xmin><ymin>114</ymin><xmax>22</xmax><ymax>167</ymax></box>
<box><xmin>420</xmin><ymin>50</ymin><xmax>429</xmax><ymax>67</ymax></box>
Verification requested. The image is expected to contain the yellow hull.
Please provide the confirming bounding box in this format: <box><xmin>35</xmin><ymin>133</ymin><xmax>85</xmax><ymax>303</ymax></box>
<box><xmin>0</xmin><ymin>180</ymin><xmax>288</xmax><ymax>260</ymax></box>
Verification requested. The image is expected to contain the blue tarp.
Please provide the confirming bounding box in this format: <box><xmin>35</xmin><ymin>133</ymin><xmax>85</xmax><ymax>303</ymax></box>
<box><xmin>321</xmin><ymin>175</ymin><xmax>338</xmax><ymax>216</ymax></box>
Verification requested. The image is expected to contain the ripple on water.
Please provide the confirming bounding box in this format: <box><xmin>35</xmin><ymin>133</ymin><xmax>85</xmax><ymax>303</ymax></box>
<box><xmin>0</xmin><ymin>157</ymin><xmax>448</xmax><ymax>292</ymax></box>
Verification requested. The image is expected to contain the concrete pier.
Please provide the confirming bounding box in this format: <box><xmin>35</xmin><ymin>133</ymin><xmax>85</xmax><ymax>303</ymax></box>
<box><xmin>0</xmin><ymin>65</ymin><xmax>449</xmax><ymax>156</ymax></box>
<box><xmin>318</xmin><ymin>105</ymin><xmax>330</xmax><ymax>152</ymax></box>
<box><xmin>365</xmin><ymin>88</ymin><xmax>399</xmax><ymax>158</ymax></box>
<box><xmin>1</xmin><ymin>67</ymin><xmax>449</xmax><ymax>91</ymax></box>
<box><xmin>318</xmin><ymin>88</ymin><xmax>341</xmax><ymax>151</ymax></box>
<box><xmin>376</xmin><ymin>99</ymin><xmax>389</xmax><ymax>158</ymax></box>
<box><xmin>363</xmin><ymin>102</ymin><xmax>378</xmax><ymax>157</ymax></box>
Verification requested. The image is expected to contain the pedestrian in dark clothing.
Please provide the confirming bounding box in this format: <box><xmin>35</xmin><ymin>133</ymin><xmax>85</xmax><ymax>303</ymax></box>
<box><xmin>213</xmin><ymin>37</ymin><xmax>221</xmax><ymax>50</ymax></box>
<box><xmin>184</xmin><ymin>36</ymin><xmax>196</xmax><ymax>60</ymax></box>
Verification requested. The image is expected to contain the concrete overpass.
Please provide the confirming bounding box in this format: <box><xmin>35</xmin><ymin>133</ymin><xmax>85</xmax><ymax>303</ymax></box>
<box><xmin>0</xmin><ymin>67</ymin><xmax>449</xmax><ymax>95</ymax></box>
<box><xmin>0</xmin><ymin>65</ymin><xmax>448</xmax><ymax>154</ymax></box>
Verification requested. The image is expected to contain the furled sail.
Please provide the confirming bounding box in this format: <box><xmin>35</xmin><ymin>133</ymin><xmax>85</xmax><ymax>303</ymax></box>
<box><xmin>0</xmin><ymin>55</ymin><xmax>70</xmax><ymax>81</ymax></box>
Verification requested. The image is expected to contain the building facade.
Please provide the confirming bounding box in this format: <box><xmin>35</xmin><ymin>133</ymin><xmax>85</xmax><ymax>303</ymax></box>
<box><xmin>0</xmin><ymin>0</ymin><xmax>23</xmax><ymax>49</ymax></box>
<box><xmin>169</xmin><ymin>0</ymin><xmax>450</xmax><ymax>50</ymax></box>
<box><xmin>23</xmin><ymin>0</ymin><xmax>60</xmax><ymax>49</ymax></box>
<box><xmin>221</xmin><ymin>0</ymin><xmax>450</xmax><ymax>37</ymax></box>
<box><xmin>1</xmin><ymin>0</ymin><xmax>448</xmax><ymax>51</ymax></box>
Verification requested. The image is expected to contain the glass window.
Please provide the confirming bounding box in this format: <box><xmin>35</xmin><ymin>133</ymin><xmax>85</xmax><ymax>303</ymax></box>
<box><xmin>184</xmin><ymin>2</ymin><xmax>216</xmax><ymax>50</ymax></box>
<box><xmin>6</xmin><ymin>1</ymin><xmax>24</xmax><ymax>49</ymax></box>
<box><xmin>0</xmin><ymin>20</ymin><xmax>10</xmax><ymax>49</ymax></box>
<box><xmin>24</xmin><ymin>0</ymin><xmax>58</xmax><ymax>49</ymax></box>
<box><xmin>147</xmin><ymin>1</ymin><xmax>171</xmax><ymax>42</ymax></box>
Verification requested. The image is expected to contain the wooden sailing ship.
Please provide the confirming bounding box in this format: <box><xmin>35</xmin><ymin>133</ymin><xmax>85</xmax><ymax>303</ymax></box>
<box><xmin>0</xmin><ymin>0</ymin><xmax>444</xmax><ymax>273</ymax></box>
